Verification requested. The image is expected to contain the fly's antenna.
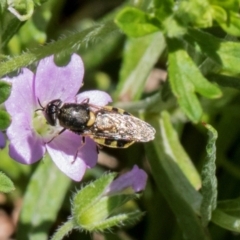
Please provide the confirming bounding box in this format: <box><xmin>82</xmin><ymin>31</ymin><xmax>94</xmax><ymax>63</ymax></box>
<box><xmin>35</xmin><ymin>98</ymin><xmax>45</xmax><ymax>112</ymax></box>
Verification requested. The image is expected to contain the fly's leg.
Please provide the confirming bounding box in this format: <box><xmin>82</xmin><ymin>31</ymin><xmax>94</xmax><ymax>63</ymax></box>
<box><xmin>96</xmin><ymin>144</ymin><xmax>102</xmax><ymax>154</ymax></box>
<box><xmin>72</xmin><ymin>136</ymin><xmax>86</xmax><ymax>163</ymax></box>
<box><xmin>46</xmin><ymin>128</ymin><xmax>66</xmax><ymax>143</ymax></box>
<box><xmin>74</xmin><ymin>96</ymin><xmax>90</xmax><ymax>104</ymax></box>
<box><xmin>72</xmin><ymin>136</ymin><xmax>100</xmax><ymax>163</ymax></box>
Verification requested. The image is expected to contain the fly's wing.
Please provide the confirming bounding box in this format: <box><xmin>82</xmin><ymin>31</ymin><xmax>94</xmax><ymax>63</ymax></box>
<box><xmin>88</xmin><ymin>110</ymin><xmax>156</xmax><ymax>142</ymax></box>
<box><xmin>79</xmin><ymin>107</ymin><xmax>155</xmax><ymax>148</ymax></box>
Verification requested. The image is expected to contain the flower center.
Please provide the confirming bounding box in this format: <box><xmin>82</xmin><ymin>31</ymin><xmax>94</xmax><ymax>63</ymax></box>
<box><xmin>33</xmin><ymin>111</ymin><xmax>61</xmax><ymax>141</ymax></box>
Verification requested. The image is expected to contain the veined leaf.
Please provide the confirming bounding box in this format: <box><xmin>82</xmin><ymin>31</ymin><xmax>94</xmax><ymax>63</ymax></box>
<box><xmin>145</xmin><ymin>113</ymin><xmax>209</xmax><ymax>240</ymax></box>
<box><xmin>115</xmin><ymin>7</ymin><xmax>160</xmax><ymax>37</ymax></box>
<box><xmin>200</xmin><ymin>123</ymin><xmax>218</xmax><ymax>226</ymax></box>
<box><xmin>167</xmin><ymin>38</ymin><xmax>222</xmax><ymax>122</ymax></box>
<box><xmin>115</xmin><ymin>32</ymin><xmax>165</xmax><ymax>101</ymax></box>
<box><xmin>17</xmin><ymin>155</ymin><xmax>71</xmax><ymax>240</ymax></box>
<box><xmin>0</xmin><ymin>110</ymin><xmax>11</xmax><ymax>130</ymax></box>
<box><xmin>212</xmin><ymin>6</ymin><xmax>240</xmax><ymax>37</ymax></box>
<box><xmin>186</xmin><ymin>28</ymin><xmax>240</xmax><ymax>75</ymax></box>
<box><xmin>0</xmin><ymin>80</ymin><xmax>11</xmax><ymax>104</ymax></box>
<box><xmin>0</xmin><ymin>172</ymin><xmax>15</xmax><ymax>193</ymax></box>
<box><xmin>212</xmin><ymin>198</ymin><xmax>240</xmax><ymax>233</ymax></box>
<box><xmin>160</xmin><ymin>111</ymin><xmax>201</xmax><ymax>189</ymax></box>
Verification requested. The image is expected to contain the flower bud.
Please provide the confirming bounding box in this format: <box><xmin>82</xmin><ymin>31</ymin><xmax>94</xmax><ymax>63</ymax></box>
<box><xmin>71</xmin><ymin>165</ymin><xmax>147</xmax><ymax>231</ymax></box>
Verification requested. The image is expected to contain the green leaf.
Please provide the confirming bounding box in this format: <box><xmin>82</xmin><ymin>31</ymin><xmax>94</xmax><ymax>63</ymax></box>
<box><xmin>50</xmin><ymin>219</ymin><xmax>75</xmax><ymax>240</ymax></box>
<box><xmin>115</xmin><ymin>7</ymin><xmax>160</xmax><ymax>37</ymax></box>
<box><xmin>200</xmin><ymin>123</ymin><xmax>218</xmax><ymax>226</ymax></box>
<box><xmin>153</xmin><ymin>0</ymin><xmax>174</xmax><ymax>17</ymax></box>
<box><xmin>0</xmin><ymin>21</ymin><xmax>118</xmax><ymax>77</ymax></box>
<box><xmin>91</xmin><ymin>211</ymin><xmax>144</xmax><ymax>232</ymax></box>
<box><xmin>0</xmin><ymin>0</ymin><xmax>7</xmax><ymax>14</ymax></box>
<box><xmin>0</xmin><ymin>110</ymin><xmax>11</xmax><ymax>130</ymax></box>
<box><xmin>0</xmin><ymin>171</ymin><xmax>15</xmax><ymax>193</ymax></box>
<box><xmin>211</xmin><ymin>5</ymin><xmax>227</xmax><ymax>25</ymax></box>
<box><xmin>210</xmin><ymin>0</ymin><xmax>238</xmax><ymax>10</ymax></box>
<box><xmin>0</xmin><ymin>142</ymin><xmax>32</xmax><ymax>179</ymax></box>
<box><xmin>7</xmin><ymin>0</ymin><xmax>34</xmax><ymax>21</ymax></box>
<box><xmin>81</xmin><ymin>32</ymin><xmax>123</xmax><ymax>72</ymax></box>
<box><xmin>79</xmin><ymin>194</ymin><xmax>137</xmax><ymax>230</ymax></box>
<box><xmin>115</xmin><ymin>32</ymin><xmax>165</xmax><ymax>101</ymax></box>
<box><xmin>167</xmin><ymin>38</ymin><xmax>222</xmax><ymax>122</ymax></box>
<box><xmin>208</xmin><ymin>73</ymin><xmax>240</xmax><ymax>90</ymax></box>
<box><xmin>216</xmin><ymin>198</ymin><xmax>240</xmax><ymax>217</ymax></box>
<box><xmin>186</xmin><ymin>28</ymin><xmax>240</xmax><ymax>75</ymax></box>
<box><xmin>79</xmin><ymin>194</ymin><xmax>132</xmax><ymax>225</ymax></box>
<box><xmin>212</xmin><ymin>209</ymin><xmax>240</xmax><ymax>232</ymax></box>
<box><xmin>160</xmin><ymin>111</ymin><xmax>201</xmax><ymax>189</ymax></box>
<box><xmin>145</xmin><ymin>114</ymin><xmax>210</xmax><ymax>240</ymax></box>
<box><xmin>212</xmin><ymin>6</ymin><xmax>240</xmax><ymax>36</ymax></box>
<box><xmin>17</xmin><ymin>155</ymin><xmax>71</xmax><ymax>240</ymax></box>
<box><xmin>1</xmin><ymin>17</ymin><xmax>23</xmax><ymax>48</ymax></box>
<box><xmin>72</xmin><ymin>173</ymin><xmax>116</xmax><ymax>217</ymax></box>
<box><xmin>0</xmin><ymin>0</ymin><xmax>24</xmax><ymax>48</ymax></box>
<box><xmin>153</xmin><ymin>0</ymin><xmax>187</xmax><ymax>38</ymax></box>
<box><xmin>162</xmin><ymin>15</ymin><xmax>187</xmax><ymax>38</ymax></box>
<box><xmin>212</xmin><ymin>199</ymin><xmax>240</xmax><ymax>233</ymax></box>
<box><xmin>0</xmin><ymin>80</ymin><xmax>11</xmax><ymax>103</ymax></box>
<box><xmin>177</xmin><ymin>0</ymin><xmax>212</xmax><ymax>28</ymax></box>
<box><xmin>114</xmin><ymin>91</ymin><xmax>175</xmax><ymax>115</ymax></box>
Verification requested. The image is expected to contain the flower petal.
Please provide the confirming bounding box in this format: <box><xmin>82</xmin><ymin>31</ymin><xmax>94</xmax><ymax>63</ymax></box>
<box><xmin>105</xmin><ymin>165</ymin><xmax>148</xmax><ymax>194</ymax></box>
<box><xmin>77</xmin><ymin>137</ymin><xmax>98</xmax><ymax>168</ymax></box>
<box><xmin>5</xmin><ymin>68</ymin><xmax>35</xmax><ymax>116</ymax></box>
<box><xmin>35</xmin><ymin>54</ymin><xmax>84</xmax><ymax>105</ymax></box>
<box><xmin>46</xmin><ymin>131</ymin><xmax>98</xmax><ymax>181</ymax></box>
<box><xmin>7</xmin><ymin>114</ymin><xmax>45</xmax><ymax>164</ymax></box>
<box><xmin>76</xmin><ymin>90</ymin><xmax>112</xmax><ymax>106</ymax></box>
<box><xmin>0</xmin><ymin>132</ymin><xmax>6</xmax><ymax>149</ymax></box>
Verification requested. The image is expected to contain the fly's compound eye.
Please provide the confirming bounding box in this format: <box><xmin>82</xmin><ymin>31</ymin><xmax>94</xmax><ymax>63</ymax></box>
<box><xmin>45</xmin><ymin>99</ymin><xmax>62</xmax><ymax>126</ymax></box>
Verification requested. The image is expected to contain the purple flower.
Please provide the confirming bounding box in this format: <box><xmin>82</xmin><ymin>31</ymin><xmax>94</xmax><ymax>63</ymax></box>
<box><xmin>105</xmin><ymin>165</ymin><xmax>148</xmax><ymax>195</ymax></box>
<box><xmin>4</xmin><ymin>54</ymin><xmax>112</xmax><ymax>181</ymax></box>
<box><xmin>0</xmin><ymin>132</ymin><xmax>6</xmax><ymax>149</ymax></box>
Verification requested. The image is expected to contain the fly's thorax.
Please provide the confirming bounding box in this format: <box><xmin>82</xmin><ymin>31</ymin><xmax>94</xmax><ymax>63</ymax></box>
<box><xmin>58</xmin><ymin>103</ymin><xmax>91</xmax><ymax>131</ymax></box>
